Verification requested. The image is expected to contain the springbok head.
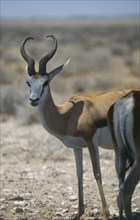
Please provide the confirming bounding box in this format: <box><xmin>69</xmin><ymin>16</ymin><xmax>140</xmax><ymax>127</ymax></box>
<box><xmin>20</xmin><ymin>35</ymin><xmax>69</xmax><ymax>106</ymax></box>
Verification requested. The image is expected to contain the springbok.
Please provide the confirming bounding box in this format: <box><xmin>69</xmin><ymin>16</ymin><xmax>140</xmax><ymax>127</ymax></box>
<box><xmin>20</xmin><ymin>35</ymin><xmax>138</xmax><ymax>220</ymax></box>
<box><xmin>107</xmin><ymin>91</ymin><xmax>140</xmax><ymax>220</ymax></box>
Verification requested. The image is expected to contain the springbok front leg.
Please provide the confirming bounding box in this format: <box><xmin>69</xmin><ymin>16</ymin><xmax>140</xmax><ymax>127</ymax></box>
<box><xmin>73</xmin><ymin>148</ymin><xmax>84</xmax><ymax>219</ymax></box>
<box><xmin>86</xmin><ymin>138</ymin><xmax>109</xmax><ymax>220</ymax></box>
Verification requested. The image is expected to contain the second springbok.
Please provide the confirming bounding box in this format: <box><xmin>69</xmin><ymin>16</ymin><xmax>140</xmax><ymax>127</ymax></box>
<box><xmin>107</xmin><ymin>91</ymin><xmax>140</xmax><ymax>220</ymax></box>
<box><xmin>20</xmin><ymin>35</ymin><xmax>139</xmax><ymax>219</ymax></box>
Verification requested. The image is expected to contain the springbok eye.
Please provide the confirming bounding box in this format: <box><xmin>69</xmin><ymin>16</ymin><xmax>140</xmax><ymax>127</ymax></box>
<box><xmin>26</xmin><ymin>81</ymin><xmax>30</xmax><ymax>87</ymax></box>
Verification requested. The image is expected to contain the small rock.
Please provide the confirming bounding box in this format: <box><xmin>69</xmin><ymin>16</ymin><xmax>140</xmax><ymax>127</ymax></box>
<box><xmin>65</xmin><ymin>186</ymin><xmax>73</xmax><ymax>194</ymax></box>
<box><xmin>34</xmin><ymin>210</ymin><xmax>39</xmax><ymax>214</ymax></box>
<box><xmin>14</xmin><ymin>200</ymin><xmax>27</xmax><ymax>206</ymax></box>
<box><xmin>25</xmin><ymin>208</ymin><xmax>33</xmax><ymax>213</ymax></box>
<box><xmin>11</xmin><ymin>195</ymin><xmax>24</xmax><ymax>201</ymax></box>
<box><xmin>55</xmin><ymin>212</ymin><xmax>63</xmax><ymax>217</ymax></box>
<box><xmin>14</xmin><ymin>207</ymin><xmax>24</xmax><ymax>213</ymax></box>
<box><xmin>133</xmin><ymin>208</ymin><xmax>139</xmax><ymax>212</ymax></box>
<box><xmin>30</xmin><ymin>198</ymin><xmax>38</xmax><ymax>206</ymax></box>
<box><xmin>0</xmin><ymin>205</ymin><xmax>7</xmax><ymax>211</ymax></box>
<box><xmin>61</xmin><ymin>200</ymin><xmax>66</xmax><ymax>206</ymax></box>
<box><xmin>69</xmin><ymin>195</ymin><xmax>77</xmax><ymax>201</ymax></box>
<box><xmin>19</xmin><ymin>218</ymin><xmax>27</xmax><ymax>220</ymax></box>
<box><xmin>0</xmin><ymin>198</ymin><xmax>5</xmax><ymax>202</ymax></box>
<box><xmin>90</xmin><ymin>208</ymin><xmax>100</xmax><ymax>217</ymax></box>
<box><xmin>94</xmin><ymin>208</ymin><xmax>100</xmax><ymax>214</ymax></box>
<box><xmin>62</xmin><ymin>208</ymin><xmax>69</xmax><ymax>214</ymax></box>
<box><xmin>42</xmin><ymin>165</ymin><xmax>47</xmax><ymax>170</ymax></box>
<box><xmin>71</xmin><ymin>204</ymin><xmax>78</xmax><ymax>209</ymax></box>
<box><xmin>41</xmin><ymin>198</ymin><xmax>49</xmax><ymax>205</ymax></box>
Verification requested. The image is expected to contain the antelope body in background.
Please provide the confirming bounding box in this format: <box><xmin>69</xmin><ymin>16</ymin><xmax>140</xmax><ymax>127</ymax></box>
<box><xmin>107</xmin><ymin>91</ymin><xmax>140</xmax><ymax>220</ymax></box>
<box><xmin>20</xmin><ymin>35</ymin><xmax>138</xmax><ymax>219</ymax></box>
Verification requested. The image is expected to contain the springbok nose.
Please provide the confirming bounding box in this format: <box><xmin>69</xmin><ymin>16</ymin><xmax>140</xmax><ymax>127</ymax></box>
<box><xmin>29</xmin><ymin>97</ymin><xmax>39</xmax><ymax>102</ymax></box>
<box><xmin>29</xmin><ymin>98</ymin><xmax>39</xmax><ymax>106</ymax></box>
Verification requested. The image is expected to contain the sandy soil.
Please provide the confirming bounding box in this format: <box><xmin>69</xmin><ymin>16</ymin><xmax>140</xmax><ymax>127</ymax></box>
<box><xmin>0</xmin><ymin>118</ymin><xmax>140</xmax><ymax>220</ymax></box>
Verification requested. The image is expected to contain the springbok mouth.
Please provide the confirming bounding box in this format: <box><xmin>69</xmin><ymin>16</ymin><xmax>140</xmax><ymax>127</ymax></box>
<box><xmin>30</xmin><ymin>101</ymin><xmax>39</xmax><ymax>107</ymax></box>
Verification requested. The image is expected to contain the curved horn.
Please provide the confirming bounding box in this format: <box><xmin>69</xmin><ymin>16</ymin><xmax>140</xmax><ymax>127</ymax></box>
<box><xmin>20</xmin><ymin>37</ymin><xmax>36</xmax><ymax>76</ymax></box>
<box><xmin>39</xmin><ymin>35</ymin><xmax>58</xmax><ymax>75</ymax></box>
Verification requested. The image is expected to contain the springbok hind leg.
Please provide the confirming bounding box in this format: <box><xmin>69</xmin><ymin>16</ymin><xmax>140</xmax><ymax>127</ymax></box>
<box><xmin>121</xmin><ymin>162</ymin><xmax>140</xmax><ymax>220</ymax></box>
<box><xmin>86</xmin><ymin>139</ymin><xmax>109</xmax><ymax>220</ymax></box>
<box><xmin>115</xmin><ymin>149</ymin><xmax>126</xmax><ymax>220</ymax></box>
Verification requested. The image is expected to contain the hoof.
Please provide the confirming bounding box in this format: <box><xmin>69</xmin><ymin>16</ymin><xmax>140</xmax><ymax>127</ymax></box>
<box><xmin>132</xmin><ymin>212</ymin><xmax>140</xmax><ymax>220</ymax></box>
<box><xmin>102</xmin><ymin>207</ymin><xmax>110</xmax><ymax>220</ymax></box>
<box><xmin>72</xmin><ymin>213</ymin><xmax>81</xmax><ymax>220</ymax></box>
<box><xmin>72</xmin><ymin>215</ymin><xmax>80</xmax><ymax>220</ymax></box>
<box><xmin>72</xmin><ymin>208</ymin><xmax>84</xmax><ymax>220</ymax></box>
<box><xmin>102</xmin><ymin>215</ymin><xmax>109</xmax><ymax>220</ymax></box>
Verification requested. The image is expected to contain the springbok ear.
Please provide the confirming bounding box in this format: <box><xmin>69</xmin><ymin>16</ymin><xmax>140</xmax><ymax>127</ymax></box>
<box><xmin>48</xmin><ymin>59</ymin><xmax>71</xmax><ymax>81</ymax></box>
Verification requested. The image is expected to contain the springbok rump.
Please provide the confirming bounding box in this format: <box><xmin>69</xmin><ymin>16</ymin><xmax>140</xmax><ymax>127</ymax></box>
<box><xmin>107</xmin><ymin>91</ymin><xmax>140</xmax><ymax>220</ymax></box>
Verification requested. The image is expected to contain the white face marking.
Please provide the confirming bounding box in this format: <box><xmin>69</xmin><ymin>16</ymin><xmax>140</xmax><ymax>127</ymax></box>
<box><xmin>26</xmin><ymin>75</ymin><xmax>49</xmax><ymax>106</ymax></box>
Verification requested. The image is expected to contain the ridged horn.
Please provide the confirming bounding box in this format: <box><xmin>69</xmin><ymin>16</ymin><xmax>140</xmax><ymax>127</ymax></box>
<box><xmin>20</xmin><ymin>37</ymin><xmax>36</xmax><ymax>76</ymax></box>
<box><xmin>39</xmin><ymin>35</ymin><xmax>57</xmax><ymax>75</ymax></box>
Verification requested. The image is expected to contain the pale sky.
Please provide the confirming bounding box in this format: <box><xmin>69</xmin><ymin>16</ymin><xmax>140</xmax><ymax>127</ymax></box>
<box><xmin>1</xmin><ymin>0</ymin><xmax>139</xmax><ymax>19</ymax></box>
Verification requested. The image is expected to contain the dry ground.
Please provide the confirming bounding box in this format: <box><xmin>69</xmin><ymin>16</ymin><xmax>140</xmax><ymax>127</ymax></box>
<box><xmin>0</xmin><ymin>118</ymin><xmax>140</xmax><ymax>220</ymax></box>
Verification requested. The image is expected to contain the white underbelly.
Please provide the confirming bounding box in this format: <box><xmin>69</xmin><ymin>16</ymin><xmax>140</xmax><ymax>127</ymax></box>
<box><xmin>93</xmin><ymin>127</ymin><xmax>114</xmax><ymax>150</ymax></box>
<box><xmin>61</xmin><ymin>136</ymin><xmax>87</xmax><ymax>148</ymax></box>
<box><xmin>52</xmin><ymin>127</ymin><xmax>113</xmax><ymax>150</ymax></box>
<box><xmin>60</xmin><ymin>127</ymin><xmax>113</xmax><ymax>150</ymax></box>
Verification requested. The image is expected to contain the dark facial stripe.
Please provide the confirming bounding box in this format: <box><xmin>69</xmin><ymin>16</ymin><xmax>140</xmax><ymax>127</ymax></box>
<box><xmin>40</xmin><ymin>81</ymin><xmax>49</xmax><ymax>98</ymax></box>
